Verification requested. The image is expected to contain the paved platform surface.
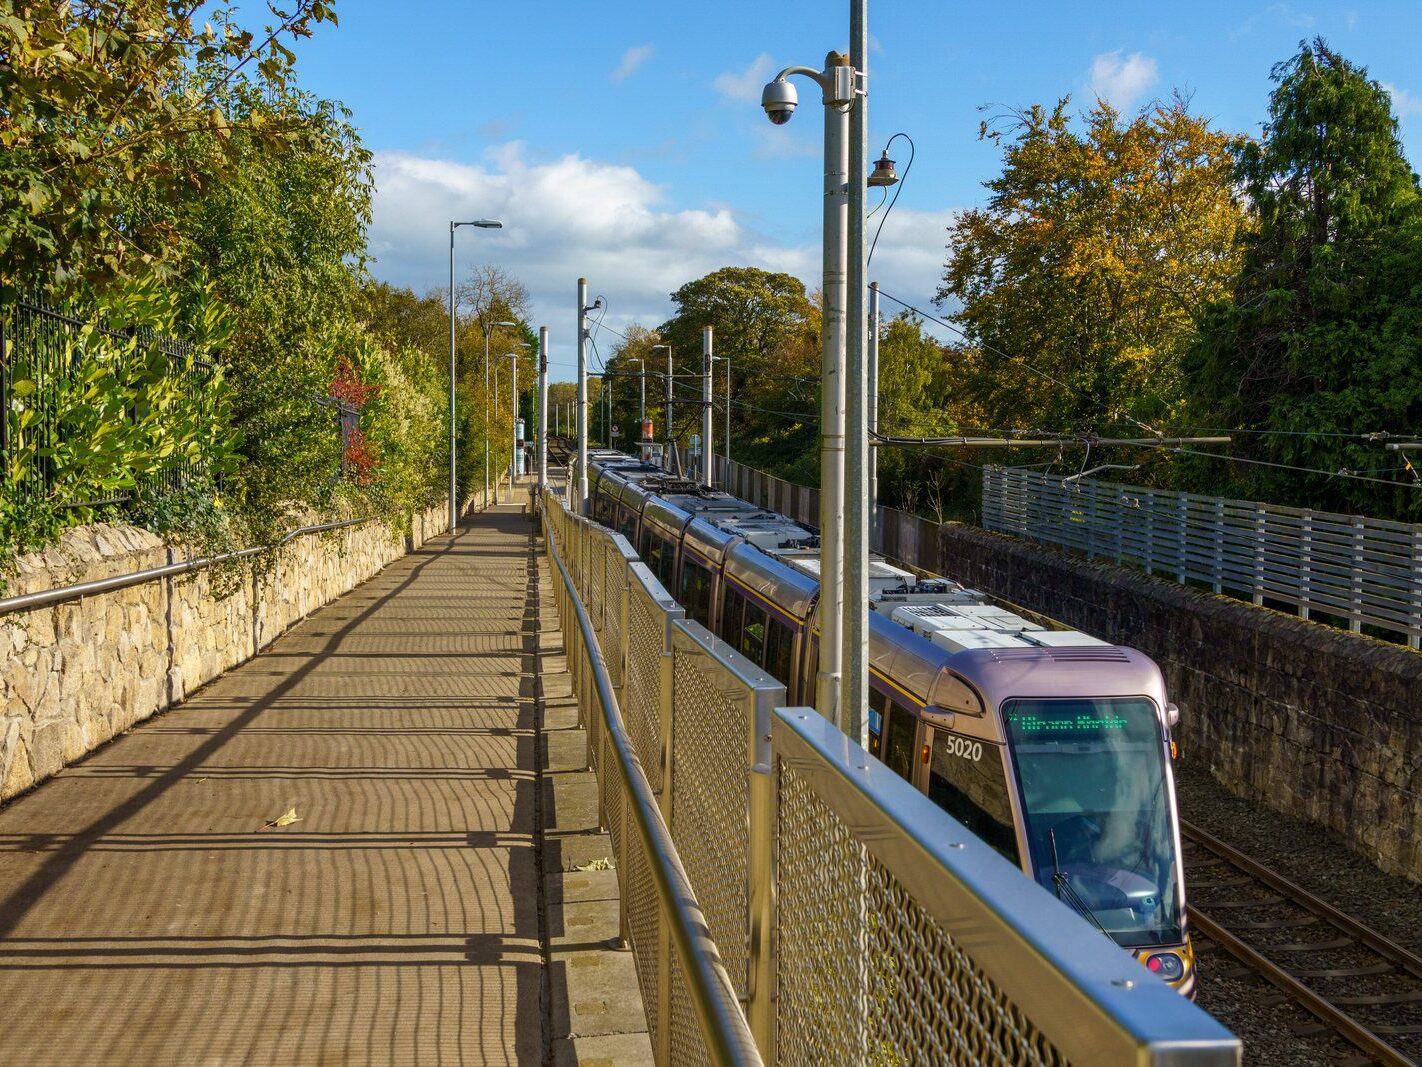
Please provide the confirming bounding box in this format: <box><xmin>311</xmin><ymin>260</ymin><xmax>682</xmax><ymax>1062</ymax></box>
<box><xmin>0</xmin><ymin>499</ymin><xmax>549</xmax><ymax>1064</ymax></box>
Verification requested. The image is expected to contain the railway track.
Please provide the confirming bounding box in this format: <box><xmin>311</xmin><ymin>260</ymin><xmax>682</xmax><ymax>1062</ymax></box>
<box><xmin>1182</xmin><ymin>820</ymin><xmax>1422</xmax><ymax>1065</ymax></box>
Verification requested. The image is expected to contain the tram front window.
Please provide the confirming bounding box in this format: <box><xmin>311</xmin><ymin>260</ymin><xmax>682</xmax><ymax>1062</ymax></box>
<box><xmin>1004</xmin><ymin>698</ymin><xmax>1182</xmax><ymax>947</ymax></box>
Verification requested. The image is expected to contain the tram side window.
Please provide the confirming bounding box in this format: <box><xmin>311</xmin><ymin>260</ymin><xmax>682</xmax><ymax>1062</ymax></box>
<box><xmin>763</xmin><ymin>617</ymin><xmax>794</xmax><ymax>685</ymax></box>
<box><xmin>720</xmin><ymin>588</ymin><xmax>746</xmax><ymax>648</ymax></box>
<box><xmin>868</xmin><ymin>689</ymin><xmax>888</xmax><ymax>758</ymax></box>
<box><xmin>642</xmin><ymin>532</ymin><xmax>671</xmax><ymax>588</ymax></box>
<box><xmin>927</xmin><ymin>735</ymin><xmax>1020</xmax><ymax>865</ymax></box>
<box><xmin>882</xmin><ymin>703</ymin><xmax>917</xmax><ymax>782</ymax></box>
<box><xmin>681</xmin><ymin>560</ymin><xmax>714</xmax><ymax>627</ymax></box>
<box><xmin>740</xmin><ymin>600</ymin><xmax>768</xmax><ymax>665</ymax></box>
<box><xmin>618</xmin><ymin>507</ymin><xmax>638</xmax><ymax>544</ymax></box>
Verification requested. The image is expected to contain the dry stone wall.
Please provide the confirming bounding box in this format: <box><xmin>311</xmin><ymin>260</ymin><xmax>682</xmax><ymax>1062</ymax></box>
<box><xmin>0</xmin><ymin>500</ymin><xmax>453</xmax><ymax>801</ymax></box>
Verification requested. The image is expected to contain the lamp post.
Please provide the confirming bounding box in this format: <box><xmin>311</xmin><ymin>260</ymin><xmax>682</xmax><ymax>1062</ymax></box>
<box><xmin>448</xmin><ymin>218</ymin><xmax>502</xmax><ymax>533</ymax></box>
<box><xmin>576</xmin><ymin>282</ymin><xmax>603</xmax><ymax>514</ymax></box>
<box><xmin>651</xmin><ymin>343</ymin><xmax>672</xmax><ymax>472</ymax></box>
<box><xmin>713</xmin><ymin>354</ymin><xmax>731</xmax><ymax>484</ymax></box>
<box><xmin>498</xmin><ymin>343</ymin><xmax>528</xmax><ymax>503</ymax></box>
<box><xmin>482</xmin><ymin>318</ymin><xmax>517</xmax><ymax>509</ymax></box>
<box><xmin>502</xmin><ymin>351</ymin><xmax>519</xmax><ymax>495</ymax></box>
<box><xmin>537</xmin><ymin>326</ymin><xmax>549</xmax><ymax>496</ymax></box>
<box><xmin>701</xmin><ymin>326</ymin><xmax>714</xmax><ymax>484</ymax></box>
<box><xmin>759</xmin><ymin>53</ymin><xmax>855</xmax><ymax>728</ymax></box>
<box><xmin>760</xmin><ymin>5</ymin><xmax>871</xmax><ymax>741</ymax></box>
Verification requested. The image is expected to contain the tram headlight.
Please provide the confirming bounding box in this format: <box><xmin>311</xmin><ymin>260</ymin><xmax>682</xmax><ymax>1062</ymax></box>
<box><xmin>1144</xmin><ymin>952</ymin><xmax>1184</xmax><ymax>981</ymax></box>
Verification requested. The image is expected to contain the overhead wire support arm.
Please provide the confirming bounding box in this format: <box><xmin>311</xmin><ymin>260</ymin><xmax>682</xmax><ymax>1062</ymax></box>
<box><xmin>869</xmin><ymin>431</ymin><xmax>1233</xmax><ymax>449</ymax></box>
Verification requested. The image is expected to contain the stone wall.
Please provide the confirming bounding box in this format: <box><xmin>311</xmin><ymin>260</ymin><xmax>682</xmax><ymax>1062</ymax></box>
<box><xmin>917</xmin><ymin>520</ymin><xmax>1422</xmax><ymax>883</ymax></box>
<box><xmin>0</xmin><ymin>499</ymin><xmax>456</xmax><ymax>801</ymax></box>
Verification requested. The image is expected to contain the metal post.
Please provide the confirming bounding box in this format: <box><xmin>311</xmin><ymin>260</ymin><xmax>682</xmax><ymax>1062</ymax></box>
<box><xmin>538</xmin><ymin>326</ymin><xmax>549</xmax><ymax>493</ymax></box>
<box><xmin>665</xmin><ymin>346</ymin><xmax>674</xmax><ymax>470</ymax></box>
<box><xmin>484</xmin><ymin>327</ymin><xmax>492</xmax><ymax>509</ymax></box>
<box><xmin>868</xmin><ymin>281</ymin><xmax>880</xmax><ymax>519</ymax></box>
<box><xmin>510</xmin><ymin>354</ymin><xmax>518</xmax><ymax>491</ymax></box>
<box><xmin>702</xmin><ymin>326</ymin><xmax>714</xmax><ymax>485</ymax></box>
<box><xmin>577</xmin><ymin>278</ymin><xmax>589</xmax><ymax>514</ymax></box>
<box><xmin>639</xmin><ymin>358</ymin><xmax>646</xmax><ymax>431</ymax></box>
<box><xmin>816</xmin><ymin>52</ymin><xmax>850</xmax><ymax>728</ymax></box>
<box><xmin>448</xmin><ymin>224</ymin><xmax>458</xmax><ymax>533</ymax></box>
<box><xmin>844</xmin><ymin>12</ymin><xmax>870</xmax><ymax>747</ymax></box>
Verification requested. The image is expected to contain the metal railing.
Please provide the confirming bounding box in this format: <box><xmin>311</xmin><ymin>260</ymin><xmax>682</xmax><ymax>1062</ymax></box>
<box><xmin>541</xmin><ymin>487</ymin><xmax>1241</xmax><ymax>1066</ymax></box>
<box><xmin>982</xmin><ymin>466</ymin><xmax>1422</xmax><ymax>648</ymax></box>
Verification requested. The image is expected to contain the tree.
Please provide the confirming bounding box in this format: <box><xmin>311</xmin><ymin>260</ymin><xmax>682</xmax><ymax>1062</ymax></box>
<box><xmin>1182</xmin><ymin>39</ymin><xmax>1422</xmax><ymax>518</ymax></box>
<box><xmin>938</xmin><ymin>94</ymin><xmax>1246</xmax><ymax>433</ymax></box>
<box><xmin>654</xmin><ymin>267</ymin><xmax>820</xmax><ymax>478</ymax></box>
<box><xmin>0</xmin><ymin>0</ymin><xmax>335</xmax><ymax>295</ymax></box>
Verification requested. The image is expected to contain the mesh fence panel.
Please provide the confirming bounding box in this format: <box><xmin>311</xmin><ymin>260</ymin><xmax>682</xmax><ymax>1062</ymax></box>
<box><xmin>603</xmin><ymin>551</ymin><xmax>627</xmax><ymax>689</ymax></box>
<box><xmin>669</xmin><ymin>952</ymin><xmax>712</xmax><ymax>1067</ymax></box>
<box><xmin>626</xmin><ymin>815</ymin><xmax>662</xmax><ymax>1056</ymax></box>
<box><xmin>670</xmin><ymin>649</ymin><xmax>750</xmax><ymax>997</ymax></box>
<box><xmin>623</xmin><ymin>583</ymin><xmax>665</xmax><ymax>791</ymax></box>
<box><xmin>587</xmin><ymin>531</ymin><xmax>606</xmax><ymax>638</ymax></box>
<box><xmin>776</xmin><ymin>760</ymin><xmax>1069</xmax><ymax>1067</ymax></box>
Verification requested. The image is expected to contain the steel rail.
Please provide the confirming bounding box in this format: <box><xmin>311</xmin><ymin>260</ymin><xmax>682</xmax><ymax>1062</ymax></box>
<box><xmin>0</xmin><ymin>518</ymin><xmax>370</xmax><ymax>617</ymax></box>
<box><xmin>542</xmin><ymin>494</ymin><xmax>762</xmax><ymax>1067</ymax></box>
<box><xmin>1182</xmin><ymin>820</ymin><xmax>1419</xmax><ymax>1066</ymax></box>
<box><xmin>1183</xmin><ymin>821</ymin><xmax>1422</xmax><ymax>982</ymax></box>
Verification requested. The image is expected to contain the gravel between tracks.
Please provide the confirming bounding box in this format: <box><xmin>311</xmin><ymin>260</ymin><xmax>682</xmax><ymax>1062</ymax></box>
<box><xmin>1177</xmin><ymin>761</ymin><xmax>1422</xmax><ymax>1065</ymax></box>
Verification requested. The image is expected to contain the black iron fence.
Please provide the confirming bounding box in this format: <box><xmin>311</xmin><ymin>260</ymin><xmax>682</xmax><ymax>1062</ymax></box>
<box><xmin>1</xmin><ymin>297</ymin><xmax>219</xmax><ymax>512</ymax></box>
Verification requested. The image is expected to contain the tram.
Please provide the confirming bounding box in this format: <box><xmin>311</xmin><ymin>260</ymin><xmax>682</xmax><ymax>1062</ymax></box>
<box><xmin>581</xmin><ymin>450</ymin><xmax>1196</xmax><ymax>996</ymax></box>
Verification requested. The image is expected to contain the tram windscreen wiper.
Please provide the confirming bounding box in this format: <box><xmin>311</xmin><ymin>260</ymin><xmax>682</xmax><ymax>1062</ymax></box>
<box><xmin>1050</xmin><ymin>828</ymin><xmax>1114</xmax><ymax>940</ymax></box>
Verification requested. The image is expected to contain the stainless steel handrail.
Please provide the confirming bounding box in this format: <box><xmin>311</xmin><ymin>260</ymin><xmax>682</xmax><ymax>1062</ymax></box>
<box><xmin>0</xmin><ymin>518</ymin><xmax>369</xmax><ymax>616</ymax></box>
<box><xmin>542</xmin><ymin>491</ymin><xmax>763</xmax><ymax>1067</ymax></box>
<box><xmin>772</xmin><ymin>705</ymin><xmax>1242</xmax><ymax>1065</ymax></box>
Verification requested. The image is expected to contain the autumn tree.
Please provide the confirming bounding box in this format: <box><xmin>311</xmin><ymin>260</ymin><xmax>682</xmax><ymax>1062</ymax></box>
<box><xmin>1183</xmin><ymin>40</ymin><xmax>1422</xmax><ymax>518</ymax></box>
<box><xmin>938</xmin><ymin>94</ymin><xmax>1246</xmax><ymax>433</ymax></box>
<box><xmin>654</xmin><ymin>267</ymin><xmax>820</xmax><ymax>477</ymax></box>
<box><xmin>0</xmin><ymin>0</ymin><xmax>335</xmax><ymax>295</ymax></box>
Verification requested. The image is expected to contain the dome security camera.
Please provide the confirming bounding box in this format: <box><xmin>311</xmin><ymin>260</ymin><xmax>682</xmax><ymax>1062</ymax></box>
<box><xmin>761</xmin><ymin>78</ymin><xmax>797</xmax><ymax>125</ymax></box>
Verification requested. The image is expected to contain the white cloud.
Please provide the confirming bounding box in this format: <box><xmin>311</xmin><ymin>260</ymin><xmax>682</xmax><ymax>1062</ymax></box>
<box><xmin>366</xmin><ymin>146</ymin><xmax>958</xmax><ymax>380</ymax></box>
<box><xmin>1385</xmin><ymin>83</ymin><xmax>1422</xmax><ymax>118</ymax></box>
<box><xmin>611</xmin><ymin>43</ymin><xmax>654</xmax><ymax>84</ymax></box>
<box><xmin>1088</xmin><ymin>50</ymin><xmax>1159</xmax><ymax>110</ymax></box>
<box><xmin>713</xmin><ymin>53</ymin><xmax>778</xmax><ymax>103</ymax></box>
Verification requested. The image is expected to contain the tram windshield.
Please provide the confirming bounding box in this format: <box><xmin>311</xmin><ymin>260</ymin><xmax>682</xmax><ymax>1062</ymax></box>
<box><xmin>1003</xmin><ymin>698</ymin><xmax>1182</xmax><ymax>947</ymax></box>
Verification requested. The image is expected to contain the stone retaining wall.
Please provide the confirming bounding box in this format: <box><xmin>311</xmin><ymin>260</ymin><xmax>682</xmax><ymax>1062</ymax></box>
<box><xmin>913</xmin><ymin>521</ymin><xmax>1422</xmax><ymax>882</ymax></box>
<box><xmin>0</xmin><ymin>499</ymin><xmax>458</xmax><ymax>801</ymax></box>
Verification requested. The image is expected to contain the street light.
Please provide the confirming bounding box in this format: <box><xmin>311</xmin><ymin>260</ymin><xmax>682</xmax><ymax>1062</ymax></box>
<box><xmin>483</xmin><ymin>321</ymin><xmax>518</xmax><ymax>508</ymax></box>
<box><xmin>494</xmin><ymin>342</ymin><xmax>528</xmax><ymax>504</ymax></box>
<box><xmin>760</xmin><ymin>6</ymin><xmax>871</xmax><ymax>743</ymax></box>
<box><xmin>501</xmin><ymin>351</ymin><xmax>520</xmax><ymax>496</ymax></box>
<box><xmin>759</xmin><ymin>53</ymin><xmax>855</xmax><ymax>728</ymax></box>
<box><xmin>651</xmin><ymin>343</ymin><xmax>672</xmax><ymax>472</ymax></box>
<box><xmin>449</xmin><ymin>219</ymin><xmax>502</xmax><ymax>533</ymax></box>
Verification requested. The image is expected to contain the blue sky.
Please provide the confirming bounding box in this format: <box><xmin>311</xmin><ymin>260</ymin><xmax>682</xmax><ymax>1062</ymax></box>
<box><xmin>291</xmin><ymin>1</ymin><xmax>1422</xmax><ymax>379</ymax></box>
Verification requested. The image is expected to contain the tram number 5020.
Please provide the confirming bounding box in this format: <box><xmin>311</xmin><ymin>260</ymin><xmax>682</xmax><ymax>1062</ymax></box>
<box><xmin>943</xmin><ymin>736</ymin><xmax>983</xmax><ymax>762</ymax></box>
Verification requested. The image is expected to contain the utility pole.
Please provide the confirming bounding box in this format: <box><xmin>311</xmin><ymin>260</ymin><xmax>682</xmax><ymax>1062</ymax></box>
<box><xmin>576</xmin><ymin>279</ymin><xmax>590</xmax><ymax>514</ymax></box>
<box><xmin>868</xmin><ymin>281</ymin><xmax>880</xmax><ymax>518</ymax></box>
<box><xmin>702</xmin><ymin>326</ymin><xmax>714</xmax><ymax>485</ymax></box>
<box><xmin>817</xmin><ymin>51</ymin><xmax>851</xmax><ymax>728</ymax></box>
<box><xmin>537</xmin><ymin>326</ymin><xmax>549</xmax><ymax>495</ymax></box>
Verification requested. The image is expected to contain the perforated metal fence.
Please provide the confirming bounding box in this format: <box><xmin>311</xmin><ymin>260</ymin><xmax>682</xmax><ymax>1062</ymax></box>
<box><xmin>541</xmin><ymin>487</ymin><xmax>1239</xmax><ymax>1067</ymax></box>
<box><xmin>982</xmin><ymin>466</ymin><xmax>1422</xmax><ymax>647</ymax></box>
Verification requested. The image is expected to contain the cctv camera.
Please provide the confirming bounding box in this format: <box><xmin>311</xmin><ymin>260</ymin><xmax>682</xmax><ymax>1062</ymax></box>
<box><xmin>761</xmin><ymin>78</ymin><xmax>797</xmax><ymax>125</ymax></box>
